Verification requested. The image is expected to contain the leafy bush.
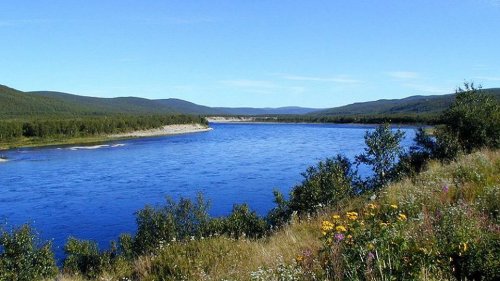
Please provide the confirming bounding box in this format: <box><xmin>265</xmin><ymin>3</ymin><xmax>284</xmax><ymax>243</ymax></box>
<box><xmin>440</xmin><ymin>83</ymin><xmax>500</xmax><ymax>153</ymax></box>
<box><xmin>63</xmin><ymin>237</ymin><xmax>117</xmax><ymax>279</ymax></box>
<box><xmin>355</xmin><ymin>123</ymin><xmax>406</xmax><ymax>189</ymax></box>
<box><xmin>289</xmin><ymin>155</ymin><xmax>357</xmax><ymax>214</ymax></box>
<box><xmin>0</xmin><ymin>225</ymin><xmax>57</xmax><ymax>281</ymax></box>
<box><xmin>132</xmin><ymin>193</ymin><xmax>211</xmax><ymax>255</ymax></box>
<box><xmin>222</xmin><ymin>204</ymin><xmax>267</xmax><ymax>238</ymax></box>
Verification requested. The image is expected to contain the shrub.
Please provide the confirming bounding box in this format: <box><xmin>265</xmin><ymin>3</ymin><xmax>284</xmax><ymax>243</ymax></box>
<box><xmin>63</xmin><ymin>237</ymin><xmax>114</xmax><ymax>279</ymax></box>
<box><xmin>292</xmin><ymin>155</ymin><xmax>357</xmax><ymax>213</ymax></box>
<box><xmin>0</xmin><ymin>225</ymin><xmax>57</xmax><ymax>281</ymax></box>
<box><xmin>132</xmin><ymin>193</ymin><xmax>211</xmax><ymax>254</ymax></box>
<box><xmin>222</xmin><ymin>204</ymin><xmax>267</xmax><ymax>238</ymax></box>
<box><xmin>440</xmin><ymin>83</ymin><xmax>500</xmax><ymax>153</ymax></box>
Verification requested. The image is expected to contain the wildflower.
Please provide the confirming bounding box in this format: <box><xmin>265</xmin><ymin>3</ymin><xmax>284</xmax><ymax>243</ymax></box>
<box><xmin>321</xmin><ymin>220</ymin><xmax>334</xmax><ymax>232</ymax></box>
<box><xmin>380</xmin><ymin>222</ymin><xmax>389</xmax><ymax>227</ymax></box>
<box><xmin>346</xmin><ymin>211</ymin><xmax>358</xmax><ymax>220</ymax></box>
<box><xmin>334</xmin><ymin>233</ymin><xmax>345</xmax><ymax>241</ymax></box>
<box><xmin>336</xmin><ymin>225</ymin><xmax>347</xmax><ymax>232</ymax></box>
<box><xmin>332</xmin><ymin>214</ymin><xmax>341</xmax><ymax>220</ymax></box>
<box><xmin>347</xmin><ymin>234</ymin><xmax>353</xmax><ymax>240</ymax></box>
<box><xmin>296</xmin><ymin>255</ymin><xmax>304</xmax><ymax>262</ymax></box>
<box><xmin>367</xmin><ymin>203</ymin><xmax>377</xmax><ymax>209</ymax></box>
<box><xmin>367</xmin><ymin>252</ymin><xmax>375</xmax><ymax>259</ymax></box>
<box><xmin>368</xmin><ymin>243</ymin><xmax>375</xmax><ymax>250</ymax></box>
<box><xmin>442</xmin><ymin>184</ymin><xmax>449</xmax><ymax>192</ymax></box>
<box><xmin>390</xmin><ymin>204</ymin><xmax>398</xmax><ymax>209</ymax></box>
<box><xmin>459</xmin><ymin>242</ymin><xmax>468</xmax><ymax>255</ymax></box>
<box><xmin>398</xmin><ymin>213</ymin><xmax>407</xmax><ymax>221</ymax></box>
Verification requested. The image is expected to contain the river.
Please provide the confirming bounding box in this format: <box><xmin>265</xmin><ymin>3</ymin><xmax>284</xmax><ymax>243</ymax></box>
<box><xmin>0</xmin><ymin>123</ymin><xmax>416</xmax><ymax>257</ymax></box>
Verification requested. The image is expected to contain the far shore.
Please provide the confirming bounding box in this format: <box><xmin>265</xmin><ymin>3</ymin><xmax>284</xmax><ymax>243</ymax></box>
<box><xmin>0</xmin><ymin>123</ymin><xmax>212</xmax><ymax>151</ymax></box>
<box><xmin>109</xmin><ymin>123</ymin><xmax>213</xmax><ymax>138</ymax></box>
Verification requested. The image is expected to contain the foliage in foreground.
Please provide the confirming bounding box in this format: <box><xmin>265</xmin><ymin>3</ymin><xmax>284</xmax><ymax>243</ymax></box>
<box><xmin>0</xmin><ymin>225</ymin><xmax>57</xmax><ymax>281</ymax></box>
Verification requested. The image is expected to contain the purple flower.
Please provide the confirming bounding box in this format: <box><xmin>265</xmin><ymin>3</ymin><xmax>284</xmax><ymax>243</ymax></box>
<box><xmin>442</xmin><ymin>184</ymin><xmax>449</xmax><ymax>192</ymax></box>
<box><xmin>368</xmin><ymin>252</ymin><xmax>375</xmax><ymax>259</ymax></box>
<box><xmin>303</xmin><ymin>248</ymin><xmax>312</xmax><ymax>257</ymax></box>
<box><xmin>334</xmin><ymin>233</ymin><xmax>345</xmax><ymax>241</ymax></box>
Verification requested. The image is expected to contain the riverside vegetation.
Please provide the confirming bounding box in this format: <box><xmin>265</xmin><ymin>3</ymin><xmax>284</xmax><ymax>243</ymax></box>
<box><xmin>0</xmin><ymin>114</ymin><xmax>208</xmax><ymax>149</ymax></box>
<box><xmin>0</xmin><ymin>83</ymin><xmax>499</xmax><ymax>280</ymax></box>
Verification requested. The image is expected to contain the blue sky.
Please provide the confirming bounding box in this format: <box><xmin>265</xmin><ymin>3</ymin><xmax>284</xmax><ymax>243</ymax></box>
<box><xmin>1</xmin><ymin>0</ymin><xmax>499</xmax><ymax>108</ymax></box>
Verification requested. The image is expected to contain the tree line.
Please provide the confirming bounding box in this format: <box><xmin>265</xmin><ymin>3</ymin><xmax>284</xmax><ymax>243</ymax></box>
<box><xmin>0</xmin><ymin>114</ymin><xmax>208</xmax><ymax>141</ymax></box>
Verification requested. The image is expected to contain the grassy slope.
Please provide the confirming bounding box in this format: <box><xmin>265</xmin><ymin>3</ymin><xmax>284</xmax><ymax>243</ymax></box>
<box><xmin>60</xmin><ymin>150</ymin><xmax>499</xmax><ymax>281</ymax></box>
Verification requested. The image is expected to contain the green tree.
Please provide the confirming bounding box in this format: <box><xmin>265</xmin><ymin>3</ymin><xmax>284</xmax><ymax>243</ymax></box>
<box><xmin>355</xmin><ymin>123</ymin><xmax>405</xmax><ymax>189</ymax></box>
<box><xmin>440</xmin><ymin>82</ymin><xmax>500</xmax><ymax>153</ymax></box>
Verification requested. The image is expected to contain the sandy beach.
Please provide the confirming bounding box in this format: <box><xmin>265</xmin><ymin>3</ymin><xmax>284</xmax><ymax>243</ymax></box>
<box><xmin>109</xmin><ymin>123</ymin><xmax>212</xmax><ymax>138</ymax></box>
<box><xmin>206</xmin><ymin>116</ymin><xmax>257</xmax><ymax>123</ymax></box>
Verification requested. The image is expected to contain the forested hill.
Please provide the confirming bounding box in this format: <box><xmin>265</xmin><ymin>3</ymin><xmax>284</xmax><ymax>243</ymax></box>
<box><xmin>311</xmin><ymin>88</ymin><xmax>500</xmax><ymax>116</ymax></box>
<box><xmin>0</xmin><ymin>85</ymin><xmax>319</xmax><ymax>118</ymax></box>
<box><xmin>2</xmin><ymin>84</ymin><xmax>499</xmax><ymax>119</ymax></box>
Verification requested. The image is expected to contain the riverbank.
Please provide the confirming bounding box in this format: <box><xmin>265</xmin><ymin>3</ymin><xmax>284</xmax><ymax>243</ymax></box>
<box><xmin>109</xmin><ymin>123</ymin><xmax>212</xmax><ymax>138</ymax></box>
<box><xmin>0</xmin><ymin>123</ymin><xmax>212</xmax><ymax>150</ymax></box>
<box><xmin>52</xmin><ymin>149</ymin><xmax>499</xmax><ymax>280</ymax></box>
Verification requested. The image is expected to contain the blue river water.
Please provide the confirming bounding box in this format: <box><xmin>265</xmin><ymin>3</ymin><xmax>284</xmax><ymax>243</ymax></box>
<box><xmin>0</xmin><ymin>123</ymin><xmax>415</xmax><ymax>258</ymax></box>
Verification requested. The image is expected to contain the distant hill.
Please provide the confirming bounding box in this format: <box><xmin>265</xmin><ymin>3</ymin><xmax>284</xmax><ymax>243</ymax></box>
<box><xmin>156</xmin><ymin>98</ymin><xmax>223</xmax><ymax>115</ymax></box>
<box><xmin>31</xmin><ymin>91</ymin><xmax>180</xmax><ymax>115</ymax></box>
<box><xmin>0</xmin><ymin>85</ymin><xmax>319</xmax><ymax>118</ymax></box>
<box><xmin>0</xmin><ymin>85</ymin><xmax>91</xmax><ymax>118</ymax></box>
<box><xmin>214</xmin><ymin>106</ymin><xmax>320</xmax><ymax>115</ymax></box>
<box><xmin>311</xmin><ymin>88</ymin><xmax>500</xmax><ymax>116</ymax></box>
<box><xmin>2</xmin><ymin>84</ymin><xmax>499</xmax><ymax>119</ymax></box>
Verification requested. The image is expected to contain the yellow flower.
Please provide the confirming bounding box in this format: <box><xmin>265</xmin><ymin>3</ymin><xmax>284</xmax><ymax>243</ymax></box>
<box><xmin>332</xmin><ymin>214</ymin><xmax>341</xmax><ymax>220</ymax></box>
<box><xmin>380</xmin><ymin>222</ymin><xmax>389</xmax><ymax>227</ymax></box>
<box><xmin>459</xmin><ymin>242</ymin><xmax>468</xmax><ymax>252</ymax></box>
<box><xmin>296</xmin><ymin>255</ymin><xmax>303</xmax><ymax>262</ymax></box>
<box><xmin>390</xmin><ymin>204</ymin><xmax>398</xmax><ymax>209</ymax></box>
<box><xmin>336</xmin><ymin>225</ymin><xmax>347</xmax><ymax>232</ymax></box>
<box><xmin>368</xmin><ymin>243</ymin><xmax>375</xmax><ymax>250</ymax></box>
<box><xmin>367</xmin><ymin>203</ymin><xmax>377</xmax><ymax>209</ymax></box>
<box><xmin>347</xmin><ymin>234</ymin><xmax>353</xmax><ymax>240</ymax></box>
<box><xmin>398</xmin><ymin>213</ymin><xmax>407</xmax><ymax>221</ymax></box>
<box><xmin>346</xmin><ymin>211</ymin><xmax>358</xmax><ymax>220</ymax></box>
<box><xmin>321</xmin><ymin>220</ymin><xmax>334</xmax><ymax>232</ymax></box>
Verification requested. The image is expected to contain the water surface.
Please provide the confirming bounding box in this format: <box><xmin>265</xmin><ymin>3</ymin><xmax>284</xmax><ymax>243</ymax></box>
<box><xmin>0</xmin><ymin>123</ymin><xmax>415</xmax><ymax>256</ymax></box>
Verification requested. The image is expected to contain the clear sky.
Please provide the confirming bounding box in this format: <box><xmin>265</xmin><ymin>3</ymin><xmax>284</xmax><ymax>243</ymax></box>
<box><xmin>1</xmin><ymin>0</ymin><xmax>499</xmax><ymax>108</ymax></box>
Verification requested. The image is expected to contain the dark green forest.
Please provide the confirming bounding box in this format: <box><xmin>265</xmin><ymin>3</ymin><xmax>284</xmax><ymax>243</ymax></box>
<box><xmin>0</xmin><ymin>115</ymin><xmax>207</xmax><ymax>141</ymax></box>
<box><xmin>0</xmin><ymin>85</ymin><xmax>207</xmax><ymax>145</ymax></box>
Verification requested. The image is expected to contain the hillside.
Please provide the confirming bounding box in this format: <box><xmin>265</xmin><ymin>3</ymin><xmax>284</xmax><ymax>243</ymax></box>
<box><xmin>0</xmin><ymin>85</ymin><xmax>319</xmax><ymax>118</ymax></box>
<box><xmin>30</xmin><ymin>91</ymin><xmax>180</xmax><ymax>115</ymax></box>
<box><xmin>156</xmin><ymin>98</ymin><xmax>224</xmax><ymax>115</ymax></box>
<box><xmin>312</xmin><ymin>88</ymin><xmax>500</xmax><ymax>116</ymax></box>
<box><xmin>2</xmin><ymin>84</ymin><xmax>499</xmax><ymax>119</ymax></box>
<box><xmin>214</xmin><ymin>106</ymin><xmax>320</xmax><ymax>115</ymax></box>
<box><xmin>0</xmin><ymin>85</ymin><xmax>90</xmax><ymax>118</ymax></box>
